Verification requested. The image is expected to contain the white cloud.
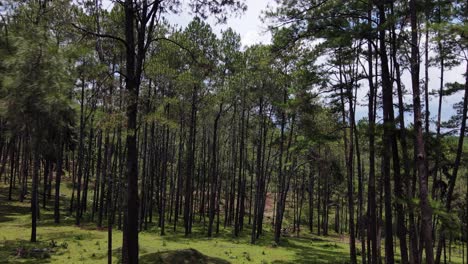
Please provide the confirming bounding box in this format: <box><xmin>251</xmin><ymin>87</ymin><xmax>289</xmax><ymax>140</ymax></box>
<box><xmin>101</xmin><ymin>0</ymin><xmax>273</xmax><ymax>47</ymax></box>
<box><xmin>242</xmin><ymin>30</ymin><xmax>271</xmax><ymax>47</ymax></box>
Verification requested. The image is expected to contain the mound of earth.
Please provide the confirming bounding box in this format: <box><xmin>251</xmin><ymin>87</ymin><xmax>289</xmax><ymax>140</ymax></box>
<box><xmin>140</xmin><ymin>248</ymin><xmax>230</xmax><ymax>264</ymax></box>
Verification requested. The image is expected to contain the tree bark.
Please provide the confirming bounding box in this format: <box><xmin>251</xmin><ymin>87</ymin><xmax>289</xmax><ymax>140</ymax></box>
<box><xmin>31</xmin><ymin>141</ymin><xmax>40</xmax><ymax>242</ymax></box>
<box><xmin>435</xmin><ymin>62</ymin><xmax>468</xmax><ymax>264</ymax></box>
<box><xmin>123</xmin><ymin>0</ymin><xmax>139</xmax><ymax>261</ymax></box>
<box><xmin>378</xmin><ymin>4</ymin><xmax>395</xmax><ymax>262</ymax></box>
<box><xmin>410</xmin><ymin>0</ymin><xmax>434</xmax><ymax>262</ymax></box>
<box><xmin>54</xmin><ymin>141</ymin><xmax>64</xmax><ymax>224</ymax></box>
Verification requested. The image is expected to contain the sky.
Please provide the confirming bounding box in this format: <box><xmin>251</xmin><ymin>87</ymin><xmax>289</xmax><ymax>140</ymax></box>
<box><xmin>101</xmin><ymin>0</ymin><xmax>273</xmax><ymax>47</ymax></box>
<box><xmin>163</xmin><ymin>0</ymin><xmax>273</xmax><ymax>48</ymax></box>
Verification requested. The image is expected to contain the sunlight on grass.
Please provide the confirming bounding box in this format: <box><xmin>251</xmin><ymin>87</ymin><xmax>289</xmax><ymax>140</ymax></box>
<box><xmin>0</xmin><ymin>183</ymin><xmax>465</xmax><ymax>264</ymax></box>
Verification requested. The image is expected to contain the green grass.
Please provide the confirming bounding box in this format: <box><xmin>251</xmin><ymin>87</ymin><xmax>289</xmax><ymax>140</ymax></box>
<box><xmin>0</xmin><ymin>182</ymin><xmax>465</xmax><ymax>263</ymax></box>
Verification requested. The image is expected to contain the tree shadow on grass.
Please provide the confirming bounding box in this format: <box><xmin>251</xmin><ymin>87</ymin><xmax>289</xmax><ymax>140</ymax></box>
<box><xmin>152</xmin><ymin>225</ymin><xmax>240</xmax><ymax>245</ymax></box>
<box><xmin>0</xmin><ymin>187</ymin><xmax>31</xmax><ymax>224</ymax></box>
<box><xmin>272</xmin><ymin>237</ymin><xmax>352</xmax><ymax>264</ymax></box>
<box><xmin>140</xmin><ymin>248</ymin><xmax>231</xmax><ymax>264</ymax></box>
<box><xmin>150</xmin><ymin>224</ymin><xmax>352</xmax><ymax>264</ymax></box>
<box><xmin>0</xmin><ymin>182</ymin><xmax>89</xmax><ymax>227</ymax></box>
<box><xmin>39</xmin><ymin>228</ymin><xmax>103</xmax><ymax>242</ymax></box>
<box><xmin>0</xmin><ymin>184</ymin><xmax>108</xmax><ymax>237</ymax></box>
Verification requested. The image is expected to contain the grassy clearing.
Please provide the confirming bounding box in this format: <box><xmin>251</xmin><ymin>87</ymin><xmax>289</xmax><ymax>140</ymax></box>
<box><xmin>0</xmin><ymin>182</ymin><xmax>353</xmax><ymax>264</ymax></box>
<box><xmin>0</xmin><ymin>183</ymin><xmax>465</xmax><ymax>263</ymax></box>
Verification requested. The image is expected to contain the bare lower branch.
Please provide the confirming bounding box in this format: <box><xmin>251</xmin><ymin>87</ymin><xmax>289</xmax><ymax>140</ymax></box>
<box><xmin>71</xmin><ymin>23</ymin><xmax>128</xmax><ymax>49</ymax></box>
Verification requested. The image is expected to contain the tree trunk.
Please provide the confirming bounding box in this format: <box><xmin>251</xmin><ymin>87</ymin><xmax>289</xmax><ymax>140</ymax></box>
<box><xmin>378</xmin><ymin>5</ymin><xmax>395</xmax><ymax>262</ymax></box>
<box><xmin>184</xmin><ymin>84</ymin><xmax>198</xmax><ymax>236</ymax></box>
<box><xmin>107</xmin><ymin>136</ymin><xmax>114</xmax><ymax>264</ymax></box>
<box><xmin>54</xmin><ymin>142</ymin><xmax>64</xmax><ymax>224</ymax></box>
<box><xmin>274</xmin><ymin>90</ymin><xmax>287</xmax><ymax>244</ymax></box>
<box><xmin>366</xmin><ymin>3</ymin><xmax>378</xmax><ymax>262</ymax></box>
<box><xmin>435</xmin><ymin>62</ymin><xmax>468</xmax><ymax>264</ymax></box>
<box><xmin>208</xmin><ymin>103</ymin><xmax>222</xmax><ymax>237</ymax></box>
<box><xmin>76</xmin><ymin>78</ymin><xmax>86</xmax><ymax>225</ymax></box>
<box><xmin>31</xmin><ymin>141</ymin><xmax>40</xmax><ymax>242</ymax></box>
<box><xmin>410</xmin><ymin>0</ymin><xmax>434</xmax><ymax>262</ymax></box>
<box><xmin>123</xmin><ymin>1</ymin><xmax>139</xmax><ymax>261</ymax></box>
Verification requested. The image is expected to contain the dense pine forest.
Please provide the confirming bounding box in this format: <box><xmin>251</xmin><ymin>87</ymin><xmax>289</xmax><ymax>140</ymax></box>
<box><xmin>0</xmin><ymin>0</ymin><xmax>467</xmax><ymax>263</ymax></box>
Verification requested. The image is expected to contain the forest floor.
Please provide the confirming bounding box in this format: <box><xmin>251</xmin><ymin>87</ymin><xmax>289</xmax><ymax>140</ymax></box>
<box><xmin>0</xmin><ymin>183</ymin><xmax>465</xmax><ymax>264</ymax></box>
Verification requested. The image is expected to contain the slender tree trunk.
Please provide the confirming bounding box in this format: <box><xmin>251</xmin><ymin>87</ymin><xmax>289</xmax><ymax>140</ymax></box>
<box><xmin>122</xmin><ymin>1</ymin><xmax>140</xmax><ymax>262</ymax></box>
<box><xmin>31</xmin><ymin>140</ymin><xmax>40</xmax><ymax>242</ymax></box>
<box><xmin>76</xmin><ymin>78</ymin><xmax>86</xmax><ymax>225</ymax></box>
<box><xmin>93</xmin><ymin>131</ymin><xmax>103</xmax><ymax>222</ymax></box>
<box><xmin>354</xmin><ymin>90</ymin><xmax>366</xmax><ymax>264</ymax></box>
<box><xmin>410</xmin><ymin>0</ymin><xmax>434</xmax><ymax>262</ymax></box>
<box><xmin>160</xmin><ymin>117</ymin><xmax>170</xmax><ymax>236</ymax></box>
<box><xmin>208</xmin><ymin>103</ymin><xmax>222</xmax><ymax>237</ymax></box>
<box><xmin>8</xmin><ymin>138</ymin><xmax>15</xmax><ymax>201</ymax></box>
<box><xmin>99</xmin><ymin>133</ymin><xmax>109</xmax><ymax>228</ymax></box>
<box><xmin>366</xmin><ymin>4</ymin><xmax>378</xmax><ymax>262</ymax></box>
<box><xmin>235</xmin><ymin>101</ymin><xmax>246</xmax><ymax>236</ymax></box>
<box><xmin>139</xmin><ymin>121</ymin><xmax>148</xmax><ymax>231</ymax></box>
<box><xmin>82</xmin><ymin>125</ymin><xmax>94</xmax><ymax>216</ymax></box>
<box><xmin>436</xmin><ymin>62</ymin><xmax>468</xmax><ymax>264</ymax></box>
<box><xmin>107</xmin><ymin>137</ymin><xmax>114</xmax><ymax>264</ymax></box>
<box><xmin>185</xmin><ymin>85</ymin><xmax>198</xmax><ymax>236</ymax></box>
<box><xmin>174</xmin><ymin>115</ymin><xmax>184</xmax><ymax>232</ymax></box>
<box><xmin>274</xmin><ymin>90</ymin><xmax>287</xmax><ymax>244</ymax></box>
<box><xmin>251</xmin><ymin>98</ymin><xmax>263</xmax><ymax>244</ymax></box>
<box><xmin>337</xmin><ymin>51</ymin><xmax>357</xmax><ymax>263</ymax></box>
<box><xmin>54</xmin><ymin>141</ymin><xmax>64</xmax><ymax>224</ymax></box>
<box><xmin>392</xmin><ymin>24</ymin><xmax>419</xmax><ymax>264</ymax></box>
<box><xmin>43</xmin><ymin>159</ymin><xmax>49</xmax><ymax>209</ymax></box>
<box><xmin>378</xmin><ymin>5</ymin><xmax>395</xmax><ymax>262</ymax></box>
<box><xmin>433</xmin><ymin>2</ymin><xmax>445</xmax><ymax>199</ymax></box>
<box><xmin>308</xmin><ymin>166</ymin><xmax>314</xmax><ymax>234</ymax></box>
